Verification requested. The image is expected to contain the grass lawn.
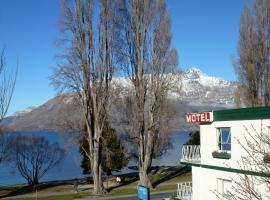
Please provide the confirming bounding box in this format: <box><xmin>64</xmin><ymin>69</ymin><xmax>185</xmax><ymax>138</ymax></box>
<box><xmin>109</xmin><ymin>188</ymin><xmax>137</xmax><ymax>196</ymax></box>
<box><xmin>166</xmin><ymin>171</ymin><xmax>192</xmax><ymax>183</ymax></box>
<box><xmin>12</xmin><ymin>184</ymin><xmax>180</xmax><ymax>200</ymax></box>
<box><xmin>0</xmin><ymin>166</ymin><xmax>191</xmax><ymax>200</ymax></box>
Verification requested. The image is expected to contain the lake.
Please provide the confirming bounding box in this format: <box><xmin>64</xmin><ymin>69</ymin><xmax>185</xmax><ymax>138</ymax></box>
<box><xmin>0</xmin><ymin>131</ymin><xmax>189</xmax><ymax>186</ymax></box>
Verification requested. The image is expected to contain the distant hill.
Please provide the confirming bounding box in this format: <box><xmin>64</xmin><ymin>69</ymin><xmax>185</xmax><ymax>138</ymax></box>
<box><xmin>2</xmin><ymin>67</ymin><xmax>236</xmax><ymax>132</ymax></box>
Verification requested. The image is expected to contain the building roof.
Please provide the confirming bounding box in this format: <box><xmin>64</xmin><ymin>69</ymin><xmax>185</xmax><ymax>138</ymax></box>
<box><xmin>213</xmin><ymin>106</ymin><xmax>270</xmax><ymax>121</ymax></box>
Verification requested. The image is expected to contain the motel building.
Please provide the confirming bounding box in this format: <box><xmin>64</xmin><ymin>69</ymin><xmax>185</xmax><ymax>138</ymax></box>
<box><xmin>178</xmin><ymin>107</ymin><xmax>270</xmax><ymax>200</ymax></box>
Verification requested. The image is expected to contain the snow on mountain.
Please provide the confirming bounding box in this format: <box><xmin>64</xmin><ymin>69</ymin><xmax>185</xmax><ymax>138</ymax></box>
<box><xmin>111</xmin><ymin>67</ymin><xmax>235</xmax><ymax>106</ymax></box>
<box><xmin>182</xmin><ymin>67</ymin><xmax>231</xmax><ymax>88</ymax></box>
<box><xmin>12</xmin><ymin>105</ymin><xmax>38</xmax><ymax>117</ymax></box>
<box><xmin>3</xmin><ymin>67</ymin><xmax>236</xmax><ymax>131</ymax></box>
<box><xmin>180</xmin><ymin>67</ymin><xmax>236</xmax><ymax>106</ymax></box>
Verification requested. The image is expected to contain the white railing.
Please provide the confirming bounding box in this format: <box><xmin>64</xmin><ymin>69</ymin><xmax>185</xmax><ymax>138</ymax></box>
<box><xmin>176</xmin><ymin>182</ymin><xmax>192</xmax><ymax>200</ymax></box>
<box><xmin>181</xmin><ymin>145</ymin><xmax>201</xmax><ymax>163</ymax></box>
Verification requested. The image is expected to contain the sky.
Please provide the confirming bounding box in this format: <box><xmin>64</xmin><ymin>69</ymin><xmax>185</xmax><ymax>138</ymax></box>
<box><xmin>0</xmin><ymin>0</ymin><xmax>244</xmax><ymax>115</ymax></box>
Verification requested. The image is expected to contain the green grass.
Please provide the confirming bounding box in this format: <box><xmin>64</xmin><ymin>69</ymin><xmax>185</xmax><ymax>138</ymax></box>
<box><xmin>109</xmin><ymin>188</ymin><xmax>137</xmax><ymax>196</ymax></box>
<box><xmin>153</xmin><ymin>184</ymin><xmax>177</xmax><ymax>192</ymax></box>
<box><xmin>1</xmin><ymin>167</ymin><xmax>192</xmax><ymax>200</ymax></box>
<box><xmin>166</xmin><ymin>171</ymin><xmax>192</xmax><ymax>183</ymax></box>
<box><xmin>118</xmin><ymin>167</ymin><xmax>192</xmax><ymax>187</ymax></box>
<box><xmin>1</xmin><ymin>184</ymin><xmax>27</xmax><ymax>190</ymax></box>
<box><xmin>3</xmin><ymin>184</ymin><xmax>179</xmax><ymax>200</ymax></box>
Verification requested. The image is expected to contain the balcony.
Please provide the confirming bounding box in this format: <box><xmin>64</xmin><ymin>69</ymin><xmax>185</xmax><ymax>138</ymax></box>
<box><xmin>176</xmin><ymin>182</ymin><xmax>192</xmax><ymax>200</ymax></box>
<box><xmin>181</xmin><ymin>145</ymin><xmax>201</xmax><ymax>163</ymax></box>
<box><xmin>163</xmin><ymin>182</ymin><xmax>192</xmax><ymax>200</ymax></box>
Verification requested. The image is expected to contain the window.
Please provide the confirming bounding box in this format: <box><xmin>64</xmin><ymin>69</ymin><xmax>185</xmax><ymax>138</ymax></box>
<box><xmin>217</xmin><ymin>128</ymin><xmax>231</xmax><ymax>151</ymax></box>
<box><xmin>217</xmin><ymin>178</ymin><xmax>232</xmax><ymax>199</ymax></box>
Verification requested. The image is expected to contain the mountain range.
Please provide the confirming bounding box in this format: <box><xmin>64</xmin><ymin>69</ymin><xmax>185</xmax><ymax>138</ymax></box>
<box><xmin>2</xmin><ymin>67</ymin><xmax>236</xmax><ymax>132</ymax></box>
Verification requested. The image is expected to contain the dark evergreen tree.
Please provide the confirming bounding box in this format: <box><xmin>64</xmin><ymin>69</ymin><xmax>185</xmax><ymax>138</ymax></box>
<box><xmin>80</xmin><ymin>126</ymin><xmax>129</xmax><ymax>176</ymax></box>
<box><xmin>185</xmin><ymin>131</ymin><xmax>200</xmax><ymax>145</ymax></box>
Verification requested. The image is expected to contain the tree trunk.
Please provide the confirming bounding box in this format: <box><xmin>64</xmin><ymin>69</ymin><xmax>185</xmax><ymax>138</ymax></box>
<box><xmin>92</xmin><ymin>159</ymin><xmax>105</xmax><ymax>194</ymax></box>
<box><xmin>33</xmin><ymin>176</ymin><xmax>39</xmax><ymax>186</ymax></box>
<box><xmin>92</xmin><ymin>132</ymin><xmax>105</xmax><ymax>195</ymax></box>
<box><xmin>138</xmin><ymin>165</ymin><xmax>152</xmax><ymax>188</ymax></box>
<box><xmin>138</xmin><ymin>135</ymin><xmax>153</xmax><ymax>189</ymax></box>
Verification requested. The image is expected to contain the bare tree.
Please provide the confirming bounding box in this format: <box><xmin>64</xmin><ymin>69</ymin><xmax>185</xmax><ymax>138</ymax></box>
<box><xmin>0</xmin><ymin>47</ymin><xmax>17</xmax><ymax>164</ymax></box>
<box><xmin>11</xmin><ymin>135</ymin><xmax>65</xmax><ymax>185</ymax></box>
<box><xmin>51</xmin><ymin>0</ymin><xmax>117</xmax><ymax>194</ymax></box>
<box><xmin>235</xmin><ymin>0</ymin><xmax>270</xmax><ymax>107</ymax></box>
<box><xmin>0</xmin><ymin>48</ymin><xmax>17</xmax><ymax>122</ymax></box>
<box><xmin>115</xmin><ymin>0</ymin><xmax>179</xmax><ymax>188</ymax></box>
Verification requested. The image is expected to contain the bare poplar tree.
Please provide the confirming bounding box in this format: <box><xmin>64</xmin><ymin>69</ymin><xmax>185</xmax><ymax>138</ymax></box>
<box><xmin>51</xmin><ymin>0</ymin><xmax>117</xmax><ymax>194</ymax></box>
<box><xmin>235</xmin><ymin>3</ymin><xmax>260</xmax><ymax>106</ymax></box>
<box><xmin>254</xmin><ymin>0</ymin><xmax>270</xmax><ymax>106</ymax></box>
<box><xmin>235</xmin><ymin>0</ymin><xmax>270</xmax><ymax>107</ymax></box>
<box><xmin>115</xmin><ymin>0</ymin><xmax>179</xmax><ymax>188</ymax></box>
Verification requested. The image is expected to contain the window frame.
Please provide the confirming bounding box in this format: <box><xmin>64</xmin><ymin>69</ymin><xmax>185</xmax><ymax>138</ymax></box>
<box><xmin>217</xmin><ymin>178</ymin><xmax>232</xmax><ymax>199</ymax></box>
<box><xmin>216</xmin><ymin>127</ymin><xmax>231</xmax><ymax>152</ymax></box>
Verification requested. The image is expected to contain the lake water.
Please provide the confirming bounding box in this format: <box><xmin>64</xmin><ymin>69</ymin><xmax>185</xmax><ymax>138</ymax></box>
<box><xmin>0</xmin><ymin>131</ymin><xmax>189</xmax><ymax>186</ymax></box>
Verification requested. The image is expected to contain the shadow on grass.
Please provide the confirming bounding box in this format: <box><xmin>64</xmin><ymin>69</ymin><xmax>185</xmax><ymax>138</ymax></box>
<box><xmin>0</xmin><ymin>179</ymin><xmax>76</xmax><ymax>199</ymax></box>
<box><xmin>152</xmin><ymin>166</ymin><xmax>191</xmax><ymax>188</ymax></box>
<box><xmin>107</xmin><ymin>172</ymin><xmax>139</xmax><ymax>192</ymax></box>
<box><xmin>108</xmin><ymin>166</ymin><xmax>191</xmax><ymax>192</ymax></box>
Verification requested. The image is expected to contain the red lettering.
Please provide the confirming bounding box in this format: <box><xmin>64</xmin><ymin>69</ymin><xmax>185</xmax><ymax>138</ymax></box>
<box><xmin>205</xmin><ymin>112</ymin><xmax>210</xmax><ymax>121</ymax></box>
<box><xmin>185</xmin><ymin>112</ymin><xmax>213</xmax><ymax>123</ymax></box>
<box><xmin>186</xmin><ymin>115</ymin><xmax>192</xmax><ymax>123</ymax></box>
<box><xmin>201</xmin><ymin>113</ymin><xmax>205</xmax><ymax>122</ymax></box>
<box><xmin>192</xmin><ymin>115</ymin><xmax>196</xmax><ymax>122</ymax></box>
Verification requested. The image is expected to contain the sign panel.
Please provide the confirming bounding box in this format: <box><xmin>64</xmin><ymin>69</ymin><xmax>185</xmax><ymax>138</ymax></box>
<box><xmin>186</xmin><ymin>112</ymin><xmax>213</xmax><ymax>123</ymax></box>
<box><xmin>137</xmin><ymin>185</ymin><xmax>149</xmax><ymax>200</ymax></box>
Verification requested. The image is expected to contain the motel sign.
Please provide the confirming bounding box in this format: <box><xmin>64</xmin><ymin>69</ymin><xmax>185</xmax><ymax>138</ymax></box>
<box><xmin>186</xmin><ymin>112</ymin><xmax>213</xmax><ymax>123</ymax></box>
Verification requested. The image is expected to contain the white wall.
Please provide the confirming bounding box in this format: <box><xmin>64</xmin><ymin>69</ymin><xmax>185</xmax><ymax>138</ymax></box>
<box><xmin>191</xmin><ymin>166</ymin><xmax>200</xmax><ymax>200</ymax></box>
<box><xmin>192</xmin><ymin>119</ymin><xmax>270</xmax><ymax>200</ymax></box>
<box><xmin>200</xmin><ymin>119</ymin><xmax>270</xmax><ymax>169</ymax></box>
<box><xmin>192</xmin><ymin>167</ymin><xmax>236</xmax><ymax>200</ymax></box>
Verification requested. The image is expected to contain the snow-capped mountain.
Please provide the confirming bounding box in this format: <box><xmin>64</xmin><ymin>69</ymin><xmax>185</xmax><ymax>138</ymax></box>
<box><xmin>180</xmin><ymin>67</ymin><xmax>235</xmax><ymax>106</ymax></box>
<box><xmin>112</xmin><ymin>67</ymin><xmax>235</xmax><ymax>106</ymax></box>
<box><xmin>2</xmin><ymin>67</ymin><xmax>236</xmax><ymax>131</ymax></box>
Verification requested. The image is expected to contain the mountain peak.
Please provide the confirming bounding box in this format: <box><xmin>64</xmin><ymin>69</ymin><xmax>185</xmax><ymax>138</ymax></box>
<box><xmin>180</xmin><ymin>67</ymin><xmax>235</xmax><ymax>106</ymax></box>
<box><xmin>183</xmin><ymin>67</ymin><xmax>206</xmax><ymax>79</ymax></box>
<box><xmin>186</xmin><ymin>67</ymin><xmax>203</xmax><ymax>74</ymax></box>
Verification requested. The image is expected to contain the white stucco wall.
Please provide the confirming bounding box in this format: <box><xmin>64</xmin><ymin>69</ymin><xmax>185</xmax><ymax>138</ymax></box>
<box><xmin>200</xmin><ymin>119</ymin><xmax>270</xmax><ymax>169</ymax></box>
<box><xmin>192</xmin><ymin>167</ymin><xmax>237</xmax><ymax>200</ymax></box>
<box><xmin>191</xmin><ymin>119</ymin><xmax>270</xmax><ymax>200</ymax></box>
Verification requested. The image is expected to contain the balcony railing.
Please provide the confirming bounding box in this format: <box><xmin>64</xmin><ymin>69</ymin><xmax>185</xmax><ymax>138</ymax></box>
<box><xmin>176</xmin><ymin>182</ymin><xmax>192</xmax><ymax>200</ymax></box>
<box><xmin>181</xmin><ymin>145</ymin><xmax>201</xmax><ymax>163</ymax></box>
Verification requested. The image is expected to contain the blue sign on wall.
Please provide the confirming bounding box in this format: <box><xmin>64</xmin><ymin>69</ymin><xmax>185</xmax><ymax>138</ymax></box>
<box><xmin>137</xmin><ymin>185</ymin><xmax>149</xmax><ymax>200</ymax></box>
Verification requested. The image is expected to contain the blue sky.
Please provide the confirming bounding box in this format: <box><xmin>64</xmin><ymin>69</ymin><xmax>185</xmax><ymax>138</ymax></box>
<box><xmin>0</xmin><ymin>0</ymin><xmax>244</xmax><ymax>115</ymax></box>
